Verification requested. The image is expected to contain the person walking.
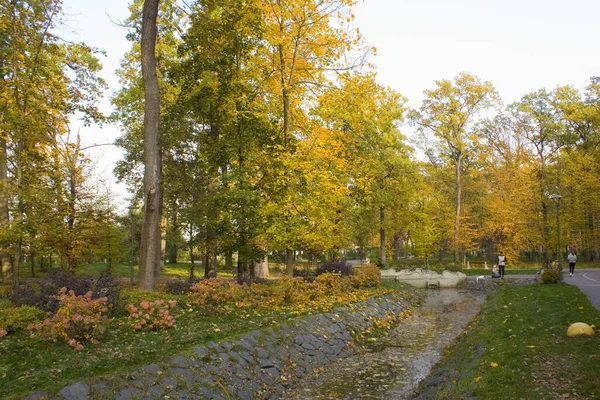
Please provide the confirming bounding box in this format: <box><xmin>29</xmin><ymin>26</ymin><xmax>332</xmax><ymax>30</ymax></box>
<box><xmin>567</xmin><ymin>250</ymin><xmax>577</xmax><ymax>277</ymax></box>
<box><xmin>497</xmin><ymin>252</ymin><xmax>507</xmax><ymax>278</ymax></box>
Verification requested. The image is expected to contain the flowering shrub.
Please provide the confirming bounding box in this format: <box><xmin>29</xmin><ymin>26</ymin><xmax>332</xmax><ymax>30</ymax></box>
<box><xmin>188</xmin><ymin>278</ymin><xmax>241</xmax><ymax>313</ymax></box>
<box><xmin>352</xmin><ymin>264</ymin><xmax>381</xmax><ymax>288</ymax></box>
<box><xmin>28</xmin><ymin>288</ymin><xmax>108</xmax><ymax>349</ymax></box>
<box><xmin>127</xmin><ymin>299</ymin><xmax>176</xmax><ymax>330</ymax></box>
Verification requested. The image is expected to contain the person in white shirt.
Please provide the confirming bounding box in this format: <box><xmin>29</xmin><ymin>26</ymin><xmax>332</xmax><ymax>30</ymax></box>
<box><xmin>567</xmin><ymin>250</ymin><xmax>577</xmax><ymax>277</ymax></box>
<box><xmin>497</xmin><ymin>252</ymin><xmax>507</xmax><ymax>278</ymax></box>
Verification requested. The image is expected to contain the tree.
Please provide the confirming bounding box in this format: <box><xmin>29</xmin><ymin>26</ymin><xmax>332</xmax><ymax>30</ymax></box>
<box><xmin>508</xmin><ymin>89</ymin><xmax>566</xmax><ymax>261</ymax></box>
<box><xmin>410</xmin><ymin>73</ymin><xmax>501</xmax><ymax>263</ymax></box>
<box><xmin>138</xmin><ymin>0</ymin><xmax>161</xmax><ymax>290</ymax></box>
<box><xmin>0</xmin><ymin>0</ymin><xmax>104</xmax><ymax>290</ymax></box>
<box><xmin>260</xmin><ymin>0</ymin><xmax>369</xmax><ymax>275</ymax></box>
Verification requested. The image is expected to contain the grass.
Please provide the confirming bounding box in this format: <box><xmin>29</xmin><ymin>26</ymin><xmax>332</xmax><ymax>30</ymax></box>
<box><xmin>462</xmin><ymin>268</ymin><xmax>540</xmax><ymax>276</ymax></box>
<box><xmin>16</xmin><ymin>262</ymin><xmax>235</xmax><ymax>280</ymax></box>
<box><xmin>0</xmin><ymin>279</ymin><xmax>417</xmax><ymax>399</ymax></box>
<box><xmin>417</xmin><ymin>284</ymin><xmax>600</xmax><ymax>399</ymax></box>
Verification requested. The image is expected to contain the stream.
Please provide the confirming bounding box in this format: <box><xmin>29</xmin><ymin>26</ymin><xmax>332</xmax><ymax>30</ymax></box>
<box><xmin>285</xmin><ymin>289</ymin><xmax>486</xmax><ymax>399</ymax></box>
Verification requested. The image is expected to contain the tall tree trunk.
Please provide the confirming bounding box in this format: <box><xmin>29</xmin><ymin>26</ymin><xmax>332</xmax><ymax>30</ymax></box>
<box><xmin>0</xmin><ymin>136</ymin><xmax>11</xmax><ymax>284</ymax></box>
<box><xmin>393</xmin><ymin>231</ymin><xmax>401</xmax><ymax>262</ymax></box>
<box><xmin>454</xmin><ymin>155</ymin><xmax>462</xmax><ymax>263</ymax></box>
<box><xmin>30</xmin><ymin>254</ymin><xmax>35</xmax><ymax>278</ymax></box>
<box><xmin>285</xmin><ymin>248</ymin><xmax>294</xmax><ymax>276</ymax></box>
<box><xmin>159</xmin><ymin>211</ymin><xmax>167</xmax><ymax>273</ymax></box>
<box><xmin>225</xmin><ymin>250</ymin><xmax>233</xmax><ymax>270</ymax></box>
<box><xmin>256</xmin><ymin>254</ymin><xmax>269</xmax><ymax>279</ymax></box>
<box><xmin>189</xmin><ymin>224</ymin><xmax>195</xmax><ymax>280</ymax></box>
<box><xmin>167</xmin><ymin>204</ymin><xmax>179</xmax><ymax>264</ymax></box>
<box><xmin>204</xmin><ymin>120</ymin><xmax>220</xmax><ymax>279</ymax></box>
<box><xmin>379</xmin><ymin>207</ymin><xmax>386</xmax><ymax>267</ymax></box>
<box><xmin>138</xmin><ymin>0</ymin><xmax>162</xmax><ymax>291</ymax></box>
<box><xmin>203</xmin><ymin>251</ymin><xmax>209</xmax><ymax>277</ymax></box>
<box><xmin>249</xmin><ymin>259</ymin><xmax>256</xmax><ymax>279</ymax></box>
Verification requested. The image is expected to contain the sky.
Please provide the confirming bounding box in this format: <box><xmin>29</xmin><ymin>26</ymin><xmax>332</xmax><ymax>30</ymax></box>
<box><xmin>60</xmin><ymin>0</ymin><xmax>600</xmax><ymax>209</ymax></box>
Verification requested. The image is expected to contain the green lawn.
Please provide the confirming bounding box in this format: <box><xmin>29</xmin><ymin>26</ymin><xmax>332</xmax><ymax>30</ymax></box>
<box><xmin>417</xmin><ymin>284</ymin><xmax>600</xmax><ymax>399</ymax></box>
<box><xmin>15</xmin><ymin>262</ymin><xmax>235</xmax><ymax>280</ymax></box>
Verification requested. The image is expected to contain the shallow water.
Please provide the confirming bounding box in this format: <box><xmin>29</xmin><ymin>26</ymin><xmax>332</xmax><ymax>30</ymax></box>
<box><xmin>285</xmin><ymin>289</ymin><xmax>486</xmax><ymax>399</ymax></box>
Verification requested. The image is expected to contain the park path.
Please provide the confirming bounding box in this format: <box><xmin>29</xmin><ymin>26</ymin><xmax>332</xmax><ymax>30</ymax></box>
<box><xmin>564</xmin><ymin>269</ymin><xmax>600</xmax><ymax>311</ymax></box>
<box><xmin>284</xmin><ymin>289</ymin><xmax>486</xmax><ymax>400</ymax></box>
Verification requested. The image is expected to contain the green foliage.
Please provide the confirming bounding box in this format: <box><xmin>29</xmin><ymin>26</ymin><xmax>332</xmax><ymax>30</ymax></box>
<box><xmin>0</xmin><ymin>305</ymin><xmax>46</xmax><ymax>336</ymax></box>
<box><xmin>541</xmin><ymin>269</ymin><xmax>559</xmax><ymax>284</ymax></box>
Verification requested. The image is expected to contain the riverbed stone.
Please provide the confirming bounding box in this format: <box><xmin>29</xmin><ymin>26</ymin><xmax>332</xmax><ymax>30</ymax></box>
<box><xmin>141</xmin><ymin>363</ymin><xmax>162</xmax><ymax>374</ymax></box>
<box><xmin>60</xmin><ymin>382</ymin><xmax>89</xmax><ymax>400</ymax></box>
<box><xmin>193</xmin><ymin>346</ymin><xmax>209</xmax><ymax>358</ymax></box>
<box><xmin>115</xmin><ymin>387</ymin><xmax>142</xmax><ymax>400</ymax></box>
<box><xmin>171</xmin><ymin>356</ymin><xmax>189</xmax><ymax>367</ymax></box>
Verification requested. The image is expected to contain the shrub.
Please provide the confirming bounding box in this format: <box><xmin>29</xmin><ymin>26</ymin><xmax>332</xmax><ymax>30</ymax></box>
<box><xmin>0</xmin><ymin>305</ymin><xmax>46</xmax><ymax>336</ymax></box>
<box><xmin>188</xmin><ymin>278</ymin><xmax>241</xmax><ymax>313</ymax></box>
<box><xmin>235</xmin><ymin>283</ymin><xmax>273</xmax><ymax>308</ymax></box>
<box><xmin>273</xmin><ymin>276</ymin><xmax>316</xmax><ymax>304</ymax></box>
<box><xmin>316</xmin><ymin>260</ymin><xmax>353</xmax><ymax>276</ymax></box>
<box><xmin>16</xmin><ymin>270</ymin><xmax>120</xmax><ymax>313</ymax></box>
<box><xmin>352</xmin><ymin>264</ymin><xmax>381</xmax><ymax>288</ymax></box>
<box><xmin>127</xmin><ymin>299</ymin><xmax>176</xmax><ymax>330</ymax></box>
<box><xmin>541</xmin><ymin>269</ymin><xmax>559</xmax><ymax>284</ymax></box>
<box><xmin>293</xmin><ymin>267</ymin><xmax>316</xmax><ymax>281</ymax></box>
<box><xmin>28</xmin><ymin>288</ymin><xmax>109</xmax><ymax>349</ymax></box>
<box><xmin>165</xmin><ymin>278</ymin><xmax>201</xmax><ymax>295</ymax></box>
<box><xmin>315</xmin><ymin>273</ymin><xmax>347</xmax><ymax>295</ymax></box>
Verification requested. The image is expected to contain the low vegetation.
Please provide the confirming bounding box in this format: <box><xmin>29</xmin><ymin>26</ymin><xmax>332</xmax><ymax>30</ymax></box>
<box><xmin>416</xmin><ymin>284</ymin><xmax>600</xmax><ymax>399</ymax></box>
<box><xmin>0</xmin><ymin>265</ymin><xmax>416</xmax><ymax>398</ymax></box>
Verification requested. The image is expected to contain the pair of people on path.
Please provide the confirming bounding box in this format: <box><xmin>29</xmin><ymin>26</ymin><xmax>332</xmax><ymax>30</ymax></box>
<box><xmin>495</xmin><ymin>250</ymin><xmax>577</xmax><ymax>277</ymax></box>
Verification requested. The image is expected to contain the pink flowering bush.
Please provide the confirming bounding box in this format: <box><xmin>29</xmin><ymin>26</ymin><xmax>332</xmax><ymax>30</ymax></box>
<box><xmin>28</xmin><ymin>287</ymin><xmax>108</xmax><ymax>350</ymax></box>
<box><xmin>127</xmin><ymin>299</ymin><xmax>176</xmax><ymax>330</ymax></box>
<box><xmin>0</xmin><ymin>329</ymin><xmax>7</xmax><ymax>337</ymax></box>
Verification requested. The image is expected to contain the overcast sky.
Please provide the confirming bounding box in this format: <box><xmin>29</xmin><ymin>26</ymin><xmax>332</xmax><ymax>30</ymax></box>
<box><xmin>60</xmin><ymin>0</ymin><xmax>600</xmax><ymax>208</ymax></box>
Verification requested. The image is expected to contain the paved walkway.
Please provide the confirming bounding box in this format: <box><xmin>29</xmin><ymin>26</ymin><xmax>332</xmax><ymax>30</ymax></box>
<box><xmin>564</xmin><ymin>268</ymin><xmax>600</xmax><ymax>311</ymax></box>
<box><xmin>466</xmin><ymin>268</ymin><xmax>600</xmax><ymax>311</ymax></box>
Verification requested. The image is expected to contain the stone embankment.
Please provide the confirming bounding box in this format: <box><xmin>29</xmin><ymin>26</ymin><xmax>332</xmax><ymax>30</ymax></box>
<box><xmin>23</xmin><ymin>295</ymin><xmax>415</xmax><ymax>400</ymax></box>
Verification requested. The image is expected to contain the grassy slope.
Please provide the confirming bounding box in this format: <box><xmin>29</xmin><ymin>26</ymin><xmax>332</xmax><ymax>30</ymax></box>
<box><xmin>416</xmin><ymin>284</ymin><xmax>600</xmax><ymax>399</ymax></box>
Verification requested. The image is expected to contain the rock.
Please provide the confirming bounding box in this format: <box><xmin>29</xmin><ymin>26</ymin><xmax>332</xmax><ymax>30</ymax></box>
<box><xmin>193</xmin><ymin>346</ymin><xmax>209</xmax><ymax>358</ymax></box>
<box><xmin>141</xmin><ymin>363</ymin><xmax>162</xmax><ymax>374</ymax></box>
<box><xmin>115</xmin><ymin>387</ymin><xmax>142</xmax><ymax>400</ymax></box>
<box><xmin>60</xmin><ymin>382</ymin><xmax>89</xmax><ymax>400</ymax></box>
<box><xmin>567</xmin><ymin>322</ymin><xmax>595</xmax><ymax>336</ymax></box>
